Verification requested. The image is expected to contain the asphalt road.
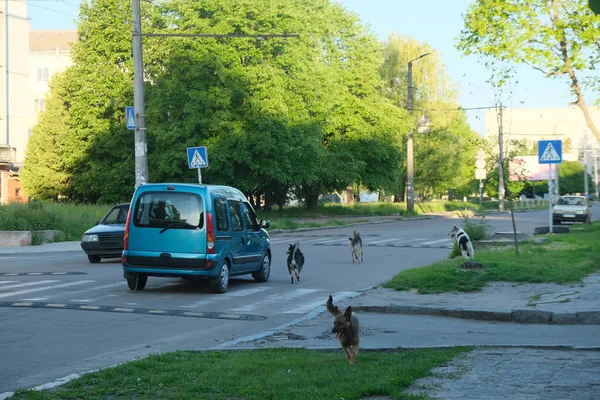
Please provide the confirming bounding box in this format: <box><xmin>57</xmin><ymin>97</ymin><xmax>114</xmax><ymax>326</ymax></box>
<box><xmin>1</xmin><ymin>205</ymin><xmax>598</xmax><ymax>394</ymax></box>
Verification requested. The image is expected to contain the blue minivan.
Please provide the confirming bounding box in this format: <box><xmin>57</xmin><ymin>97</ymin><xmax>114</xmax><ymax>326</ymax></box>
<box><xmin>122</xmin><ymin>183</ymin><xmax>271</xmax><ymax>293</ymax></box>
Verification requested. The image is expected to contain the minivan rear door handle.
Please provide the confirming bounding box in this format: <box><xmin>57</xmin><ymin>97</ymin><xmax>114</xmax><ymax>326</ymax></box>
<box><xmin>159</xmin><ymin>253</ymin><xmax>172</xmax><ymax>259</ymax></box>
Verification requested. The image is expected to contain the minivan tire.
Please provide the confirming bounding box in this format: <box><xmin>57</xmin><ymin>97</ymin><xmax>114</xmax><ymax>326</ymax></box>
<box><xmin>211</xmin><ymin>260</ymin><xmax>230</xmax><ymax>294</ymax></box>
<box><xmin>252</xmin><ymin>253</ymin><xmax>270</xmax><ymax>283</ymax></box>
<box><xmin>127</xmin><ymin>274</ymin><xmax>148</xmax><ymax>291</ymax></box>
<box><xmin>87</xmin><ymin>255</ymin><xmax>101</xmax><ymax>264</ymax></box>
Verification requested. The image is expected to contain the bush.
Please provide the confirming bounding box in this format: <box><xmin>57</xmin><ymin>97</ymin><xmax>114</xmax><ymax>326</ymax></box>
<box><xmin>448</xmin><ymin>212</ymin><xmax>493</xmax><ymax>259</ymax></box>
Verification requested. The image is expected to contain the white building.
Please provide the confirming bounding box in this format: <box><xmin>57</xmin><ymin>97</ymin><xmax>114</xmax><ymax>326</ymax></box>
<box><xmin>0</xmin><ymin>0</ymin><xmax>30</xmax><ymax>163</ymax></box>
<box><xmin>29</xmin><ymin>30</ymin><xmax>77</xmax><ymax>140</ymax></box>
<box><xmin>485</xmin><ymin>106</ymin><xmax>600</xmax><ymax>196</ymax></box>
<box><xmin>485</xmin><ymin>106</ymin><xmax>600</xmax><ymax>158</ymax></box>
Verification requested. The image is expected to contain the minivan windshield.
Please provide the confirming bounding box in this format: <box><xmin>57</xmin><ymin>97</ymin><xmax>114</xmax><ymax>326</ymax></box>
<box><xmin>133</xmin><ymin>192</ymin><xmax>204</xmax><ymax>230</ymax></box>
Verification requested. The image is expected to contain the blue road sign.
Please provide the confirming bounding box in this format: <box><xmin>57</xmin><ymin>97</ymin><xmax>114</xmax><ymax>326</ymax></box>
<box><xmin>187</xmin><ymin>146</ymin><xmax>208</xmax><ymax>169</ymax></box>
<box><xmin>125</xmin><ymin>106</ymin><xmax>136</xmax><ymax>130</ymax></box>
<box><xmin>538</xmin><ymin>140</ymin><xmax>562</xmax><ymax>164</ymax></box>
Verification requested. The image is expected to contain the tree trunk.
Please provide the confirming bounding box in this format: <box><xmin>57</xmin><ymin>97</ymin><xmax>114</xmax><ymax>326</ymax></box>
<box><xmin>305</xmin><ymin>194</ymin><xmax>318</xmax><ymax>210</ymax></box>
<box><xmin>552</xmin><ymin>0</ymin><xmax>600</xmax><ymax>142</ymax></box>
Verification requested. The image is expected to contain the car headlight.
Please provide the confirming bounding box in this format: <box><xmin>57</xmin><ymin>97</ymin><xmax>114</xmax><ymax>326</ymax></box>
<box><xmin>82</xmin><ymin>234</ymin><xmax>99</xmax><ymax>242</ymax></box>
<box><xmin>576</xmin><ymin>211</ymin><xmax>584</xmax><ymax>214</ymax></box>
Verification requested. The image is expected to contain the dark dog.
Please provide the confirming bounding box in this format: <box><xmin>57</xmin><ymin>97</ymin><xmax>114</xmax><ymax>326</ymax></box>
<box><xmin>449</xmin><ymin>224</ymin><xmax>475</xmax><ymax>261</ymax></box>
<box><xmin>286</xmin><ymin>243</ymin><xmax>304</xmax><ymax>284</ymax></box>
<box><xmin>326</xmin><ymin>295</ymin><xmax>360</xmax><ymax>364</ymax></box>
<box><xmin>348</xmin><ymin>230</ymin><xmax>363</xmax><ymax>263</ymax></box>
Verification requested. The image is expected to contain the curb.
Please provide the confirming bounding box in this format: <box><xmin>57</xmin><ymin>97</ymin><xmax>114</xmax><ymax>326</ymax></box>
<box><xmin>353</xmin><ymin>305</ymin><xmax>600</xmax><ymax>325</ymax></box>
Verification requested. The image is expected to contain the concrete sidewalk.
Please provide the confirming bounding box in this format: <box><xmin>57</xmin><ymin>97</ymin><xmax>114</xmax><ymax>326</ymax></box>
<box><xmin>219</xmin><ymin>275</ymin><xmax>600</xmax><ymax>399</ymax></box>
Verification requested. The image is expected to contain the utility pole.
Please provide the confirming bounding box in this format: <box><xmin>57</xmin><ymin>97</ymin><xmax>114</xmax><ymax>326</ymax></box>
<box><xmin>594</xmin><ymin>151</ymin><xmax>599</xmax><ymax>199</ymax></box>
<box><xmin>406</xmin><ymin>60</ymin><xmax>415</xmax><ymax>214</ymax></box>
<box><xmin>132</xmin><ymin>0</ymin><xmax>148</xmax><ymax>187</ymax></box>
<box><xmin>583</xmin><ymin>138</ymin><xmax>589</xmax><ymax>197</ymax></box>
<box><xmin>5</xmin><ymin>0</ymin><xmax>9</xmax><ymax>146</ymax></box>
<box><xmin>497</xmin><ymin>103</ymin><xmax>505</xmax><ymax>212</ymax></box>
<box><xmin>405</xmin><ymin>52</ymin><xmax>430</xmax><ymax>214</ymax></box>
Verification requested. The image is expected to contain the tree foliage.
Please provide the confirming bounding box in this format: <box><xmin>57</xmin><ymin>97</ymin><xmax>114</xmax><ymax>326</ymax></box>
<box><xmin>380</xmin><ymin>34</ymin><xmax>480</xmax><ymax>200</ymax></box>
<box><xmin>457</xmin><ymin>0</ymin><xmax>600</xmax><ymax>142</ymax></box>
<box><xmin>24</xmin><ymin>0</ymin><xmax>414</xmax><ymax>208</ymax></box>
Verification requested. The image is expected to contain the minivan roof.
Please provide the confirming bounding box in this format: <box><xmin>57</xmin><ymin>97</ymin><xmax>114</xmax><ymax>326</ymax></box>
<box><xmin>135</xmin><ymin>183</ymin><xmax>247</xmax><ymax>202</ymax></box>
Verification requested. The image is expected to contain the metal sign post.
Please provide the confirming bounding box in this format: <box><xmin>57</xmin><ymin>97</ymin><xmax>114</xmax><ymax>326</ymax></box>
<box><xmin>186</xmin><ymin>146</ymin><xmax>209</xmax><ymax>184</ymax></box>
<box><xmin>548</xmin><ymin>165</ymin><xmax>553</xmax><ymax>233</ymax></box>
<box><xmin>538</xmin><ymin>140</ymin><xmax>562</xmax><ymax>234</ymax></box>
<box><xmin>475</xmin><ymin>150</ymin><xmax>487</xmax><ymax>206</ymax></box>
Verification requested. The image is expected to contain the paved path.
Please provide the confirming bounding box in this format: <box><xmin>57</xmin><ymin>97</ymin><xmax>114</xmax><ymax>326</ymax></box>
<box><xmin>404</xmin><ymin>347</ymin><xmax>600</xmax><ymax>400</ymax></box>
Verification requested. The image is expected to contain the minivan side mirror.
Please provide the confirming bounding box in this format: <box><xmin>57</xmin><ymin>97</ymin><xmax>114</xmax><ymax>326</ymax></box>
<box><xmin>260</xmin><ymin>219</ymin><xmax>270</xmax><ymax>229</ymax></box>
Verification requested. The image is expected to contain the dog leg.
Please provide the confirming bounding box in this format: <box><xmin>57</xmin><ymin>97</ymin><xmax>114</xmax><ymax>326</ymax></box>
<box><xmin>342</xmin><ymin>346</ymin><xmax>352</xmax><ymax>364</ymax></box>
<box><xmin>296</xmin><ymin>271</ymin><xmax>300</xmax><ymax>282</ymax></box>
<box><xmin>290</xmin><ymin>274</ymin><xmax>294</xmax><ymax>284</ymax></box>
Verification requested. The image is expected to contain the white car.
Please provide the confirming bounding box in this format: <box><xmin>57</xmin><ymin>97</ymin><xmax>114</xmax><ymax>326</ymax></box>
<box><xmin>552</xmin><ymin>195</ymin><xmax>592</xmax><ymax>225</ymax></box>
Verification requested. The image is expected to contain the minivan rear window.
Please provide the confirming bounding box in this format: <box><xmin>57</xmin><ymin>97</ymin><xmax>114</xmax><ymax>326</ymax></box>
<box><xmin>133</xmin><ymin>192</ymin><xmax>204</xmax><ymax>230</ymax></box>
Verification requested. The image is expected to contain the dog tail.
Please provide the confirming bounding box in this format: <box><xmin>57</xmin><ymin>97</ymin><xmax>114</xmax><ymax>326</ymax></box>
<box><xmin>326</xmin><ymin>295</ymin><xmax>339</xmax><ymax>316</ymax></box>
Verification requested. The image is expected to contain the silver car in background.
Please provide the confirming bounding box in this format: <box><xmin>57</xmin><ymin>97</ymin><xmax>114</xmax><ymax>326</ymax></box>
<box><xmin>552</xmin><ymin>195</ymin><xmax>592</xmax><ymax>225</ymax></box>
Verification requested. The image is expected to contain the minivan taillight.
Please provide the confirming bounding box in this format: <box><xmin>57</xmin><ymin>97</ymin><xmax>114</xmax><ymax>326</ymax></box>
<box><xmin>122</xmin><ymin>207</ymin><xmax>132</xmax><ymax>263</ymax></box>
<box><xmin>206</xmin><ymin>211</ymin><xmax>215</xmax><ymax>254</ymax></box>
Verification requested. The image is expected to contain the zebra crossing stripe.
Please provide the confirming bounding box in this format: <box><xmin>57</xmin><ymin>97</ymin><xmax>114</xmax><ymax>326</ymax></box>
<box><xmin>0</xmin><ymin>300</ymin><xmax>266</xmax><ymax>321</ymax></box>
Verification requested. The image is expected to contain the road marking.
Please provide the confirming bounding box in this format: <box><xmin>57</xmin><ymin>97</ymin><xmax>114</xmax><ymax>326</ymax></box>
<box><xmin>0</xmin><ymin>280</ymin><xmax>59</xmax><ymax>291</ymax></box>
<box><xmin>231</xmin><ymin>288</ymin><xmax>322</xmax><ymax>313</ymax></box>
<box><xmin>419</xmin><ymin>238</ymin><xmax>453</xmax><ymax>246</ymax></box>
<box><xmin>0</xmin><ymin>280</ymin><xmax>95</xmax><ymax>299</ymax></box>
<box><xmin>280</xmin><ymin>290</ymin><xmax>358</xmax><ymax>314</ymax></box>
<box><xmin>367</xmin><ymin>238</ymin><xmax>404</xmax><ymax>244</ymax></box>
<box><xmin>62</xmin><ymin>282</ymin><xmax>124</xmax><ymax>299</ymax></box>
<box><xmin>0</xmin><ymin>281</ymin><xmax>17</xmax><ymax>285</ymax></box>
<box><xmin>180</xmin><ymin>286</ymin><xmax>274</xmax><ymax>309</ymax></box>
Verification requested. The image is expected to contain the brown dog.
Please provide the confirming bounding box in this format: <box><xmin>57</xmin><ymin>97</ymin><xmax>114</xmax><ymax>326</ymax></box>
<box><xmin>326</xmin><ymin>295</ymin><xmax>360</xmax><ymax>364</ymax></box>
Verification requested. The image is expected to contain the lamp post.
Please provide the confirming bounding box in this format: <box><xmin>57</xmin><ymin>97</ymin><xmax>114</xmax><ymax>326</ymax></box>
<box><xmin>406</xmin><ymin>52</ymin><xmax>431</xmax><ymax>213</ymax></box>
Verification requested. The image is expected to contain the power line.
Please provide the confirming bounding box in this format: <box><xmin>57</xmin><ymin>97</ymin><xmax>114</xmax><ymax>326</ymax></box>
<box><xmin>143</xmin><ymin>33</ymin><xmax>300</xmax><ymax>39</ymax></box>
<box><xmin>26</xmin><ymin>2</ymin><xmax>78</xmax><ymax>17</ymax></box>
<box><xmin>412</xmin><ymin>106</ymin><xmax>498</xmax><ymax>112</ymax></box>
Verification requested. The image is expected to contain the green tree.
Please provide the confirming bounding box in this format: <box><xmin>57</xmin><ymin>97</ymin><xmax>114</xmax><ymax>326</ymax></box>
<box><xmin>21</xmin><ymin>74</ymin><xmax>71</xmax><ymax>199</ymax></box>
<box><xmin>380</xmin><ymin>34</ymin><xmax>478</xmax><ymax>199</ymax></box>
<box><xmin>558</xmin><ymin>160</ymin><xmax>594</xmax><ymax>194</ymax></box>
<box><xmin>458</xmin><ymin>0</ymin><xmax>600</xmax><ymax>142</ymax></box>
<box><xmin>147</xmin><ymin>0</ymin><xmax>410</xmax><ymax>209</ymax></box>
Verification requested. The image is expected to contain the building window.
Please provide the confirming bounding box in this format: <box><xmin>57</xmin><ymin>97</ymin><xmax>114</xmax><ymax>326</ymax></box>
<box><xmin>34</xmin><ymin>99</ymin><xmax>46</xmax><ymax>113</ymax></box>
<box><xmin>15</xmin><ymin>189</ymin><xmax>21</xmax><ymax>198</ymax></box>
<box><xmin>37</xmin><ymin>68</ymin><xmax>50</xmax><ymax>81</ymax></box>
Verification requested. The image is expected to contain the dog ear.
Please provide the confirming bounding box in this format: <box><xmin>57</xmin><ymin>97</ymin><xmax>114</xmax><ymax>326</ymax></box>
<box><xmin>344</xmin><ymin>306</ymin><xmax>352</xmax><ymax>320</ymax></box>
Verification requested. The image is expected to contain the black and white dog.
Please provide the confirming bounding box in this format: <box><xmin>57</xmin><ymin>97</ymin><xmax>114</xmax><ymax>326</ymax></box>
<box><xmin>287</xmin><ymin>242</ymin><xmax>305</xmax><ymax>284</ymax></box>
<box><xmin>449</xmin><ymin>224</ymin><xmax>475</xmax><ymax>261</ymax></box>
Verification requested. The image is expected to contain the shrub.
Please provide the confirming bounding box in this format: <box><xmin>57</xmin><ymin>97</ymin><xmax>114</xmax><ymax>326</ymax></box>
<box><xmin>448</xmin><ymin>212</ymin><xmax>493</xmax><ymax>259</ymax></box>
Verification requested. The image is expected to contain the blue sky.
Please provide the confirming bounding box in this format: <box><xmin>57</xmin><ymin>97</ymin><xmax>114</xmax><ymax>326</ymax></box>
<box><xmin>26</xmin><ymin>0</ymin><xmax>589</xmax><ymax>136</ymax></box>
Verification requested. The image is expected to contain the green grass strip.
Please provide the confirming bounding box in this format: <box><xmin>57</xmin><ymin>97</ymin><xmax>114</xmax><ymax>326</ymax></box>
<box><xmin>11</xmin><ymin>347</ymin><xmax>470</xmax><ymax>400</ymax></box>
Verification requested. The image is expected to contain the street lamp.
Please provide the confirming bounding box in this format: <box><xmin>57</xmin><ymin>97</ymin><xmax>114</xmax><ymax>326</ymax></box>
<box><xmin>406</xmin><ymin>52</ymin><xmax>431</xmax><ymax>213</ymax></box>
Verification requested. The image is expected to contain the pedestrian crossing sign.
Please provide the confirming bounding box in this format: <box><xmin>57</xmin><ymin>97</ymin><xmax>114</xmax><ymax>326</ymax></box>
<box><xmin>538</xmin><ymin>140</ymin><xmax>562</xmax><ymax>164</ymax></box>
<box><xmin>125</xmin><ymin>106</ymin><xmax>136</xmax><ymax>130</ymax></box>
<box><xmin>187</xmin><ymin>146</ymin><xmax>208</xmax><ymax>169</ymax></box>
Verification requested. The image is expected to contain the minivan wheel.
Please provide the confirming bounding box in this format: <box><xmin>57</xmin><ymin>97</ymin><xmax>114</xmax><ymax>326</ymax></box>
<box><xmin>87</xmin><ymin>255</ymin><xmax>101</xmax><ymax>264</ymax></box>
<box><xmin>252</xmin><ymin>253</ymin><xmax>270</xmax><ymax>283</ymax></box>
<box><xmin>127</xmin><ymin>274</ymin><xmax>148</xmax><ymax>291</ymax></box>
<box><xmin>211</xmin><ymin>260</ymin><xmax>230</xmax><ymax>294</ymax></box>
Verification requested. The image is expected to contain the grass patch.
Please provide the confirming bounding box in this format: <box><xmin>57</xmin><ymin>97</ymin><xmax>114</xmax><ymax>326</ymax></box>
<box><xmin>0</xmin><ymin>202</ymin><xmax>109</xmax><ymax>242</ymax></box>
<box><xmin>384</xmin><ymin>222</ymin><xmax>600</xmax><ymax>294</ymax></box>
<box><xmin>10</xmin><ymin>347</ymin><xmax>470</xmax><ymax>400</ymax></box>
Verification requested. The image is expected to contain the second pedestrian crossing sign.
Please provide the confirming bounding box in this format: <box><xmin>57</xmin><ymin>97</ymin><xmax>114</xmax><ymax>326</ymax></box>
<box><xmin>538</xmin><ymin>140</ymin><xmax>562</xmax><ymax>164</ymax></box>
<box><xmin>187</xmin><ymin>146</ymin><xmax>208</xmax><ymax>169</ymax></box>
